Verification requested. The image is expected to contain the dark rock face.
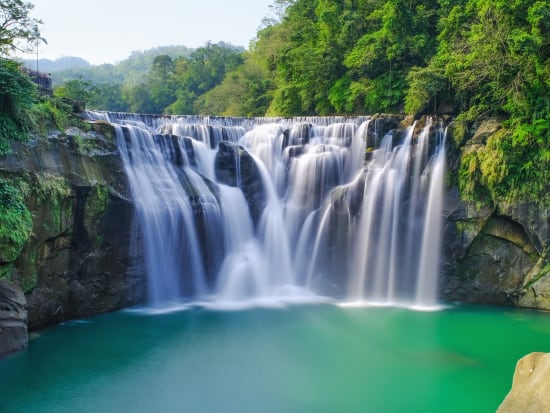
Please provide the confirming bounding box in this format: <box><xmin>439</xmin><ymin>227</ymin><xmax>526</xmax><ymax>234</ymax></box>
<box><xmin>442</xmin><ymin>202</ymin><xmax>538</xmax><ymax>305</ymax></box>
<box><xmin>365</xmin><ymin>114</ymin><xmax>406</xmax><ymax>148</ymax></box>
<box><xmin>0</xmin><ymin>281</ymin><xmax>27</xmax><ymax>357</ymax></box>
<box><xmin>215</xmin><ymin>141</ymin><xmax>266</xmax><ymax>224</ymax></box>
<box><xmin>0</xmin><ymin>122</ymin><xmax>146</xmax><ymax>333</ymax></box>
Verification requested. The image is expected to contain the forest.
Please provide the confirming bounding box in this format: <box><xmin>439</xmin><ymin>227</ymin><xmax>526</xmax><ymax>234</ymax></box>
<box><xmin>1</xmin><ymin>0</ymin><xmax>549</xmax><ymax>206</ymax></box>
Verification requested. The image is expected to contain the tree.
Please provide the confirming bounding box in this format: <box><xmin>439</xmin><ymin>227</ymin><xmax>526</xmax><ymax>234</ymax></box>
<box><xmin>343</xmin><ymin>0</ymin><xmax>439</xmax><ymax>113</ymax></box>
<box><xmin>147</xmin><ymin>55</ymin><xmax>175</xmax><ymax>113</ymax></box>
<box><xmin>166</xmin><ymin>42</ymin><xmax>244</xmax><ymax>114</ymax></box>
<box><xmin>261</xmin><ymin>0</ymin><xmax>296</xmax><ymax>28</ymax></box>
<box><xmin>0</xmin><ymin>0</ymin><xmax>42</xmax><ymax>55</ymax></box>
<box><xmin>194</xmin><ymin>58</ymin><xmax>273</xmax><ymax>116</ymax></box>
<box><xmin>54</xmin><ymin>77</ymin><xmax>97</xmax><ymax>103</ymax></box>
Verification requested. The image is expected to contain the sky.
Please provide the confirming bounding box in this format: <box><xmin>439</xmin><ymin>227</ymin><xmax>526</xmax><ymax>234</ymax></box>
<box><xmin>25</xmin><ymin>0</ymin><xmax>274</xmax><ymax>65</ymax></box>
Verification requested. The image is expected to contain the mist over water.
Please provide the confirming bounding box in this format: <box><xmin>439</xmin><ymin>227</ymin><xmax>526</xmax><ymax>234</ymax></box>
<box><xmin>86</xmin><ymin>112</ymin><xmax>447</xmax><ymax>309</ymax></box>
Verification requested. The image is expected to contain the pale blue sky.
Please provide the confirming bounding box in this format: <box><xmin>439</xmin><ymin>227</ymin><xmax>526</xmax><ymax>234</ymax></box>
<box><xmin>27</xmin><ymin>0</ymin><xmax>274</xmax><ymax>64</ymax></box>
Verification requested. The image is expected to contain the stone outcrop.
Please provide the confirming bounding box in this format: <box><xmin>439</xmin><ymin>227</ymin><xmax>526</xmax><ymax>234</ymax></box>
<box><xmin>0</xmin><ymin>121</ymin><xmax>146</xmax><ymax>340</ymax></box>
<box><xmin>497</xmin><ymin>352</ymin><xmax>550</xmax><ymax>413</ymax></box>
<box><xmin>0</xmin><ymin>281</ymin><xmax>27</xmax><ymax>356</ymax></box>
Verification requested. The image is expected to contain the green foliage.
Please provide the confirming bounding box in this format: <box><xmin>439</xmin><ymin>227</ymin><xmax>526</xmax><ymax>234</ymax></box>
<box><xmin>0</xmin><ymin>0</ymin><xmax>42</xmax><ymax>55</ymax></box>
<box><xmin>33</xmin><ymin>173</ymin><xmax>72</xmax><ymax>234</ymax></box>
<box><xmin>0</xmin><ymin>57</ymin><xmax>36</xmax><ymax>153</ymax></box>
<box><xmin>405</xmin><ymin>66</ymin><xmax>447</xmax><ymax>114</ymax></box>
<box><xmin>459</xmin><ymin>125</ymin><xmax>550</xmax><ymax>207</ymax></box>
<box><xmin>54</xmin><ymin>77</ymin><xmax>97</xmax><ymax>102</ymax></box>
<box><xmin>194</xmin><ymin>58</ymin><xmax>273</xmax><ymax>116</ymax></box>
<box><xmin>166</xmin><ymin>43</ymin><xmax>244</xmax><ymax>115</ymax></box>
<box><xmin>0</xmin><ymin>176</ymin><xmax>32</xmax><ymax>263</ymax></box>
<box><xmin>31</xmin><ymin>96</ymin><xmax>73</xmax><ymax>133</ymax></box>
<box><xmin>34</xmin><ymin>173</ymin><xmax>71</xmax><ymax>203</ymax></box>
<box><xmin>48</xmin><ymin>46</ymin><xmax>194</xmax><ymax>113</ymax></box>
<box><xmin>458</xmin><ymin>150</ymin><xmax>494</xmax><ymax>208</ymax></box>
<box><xmin>51</xmin><ymin>45</ymin><xmax>193</xmax><ymax>87</ymax></box>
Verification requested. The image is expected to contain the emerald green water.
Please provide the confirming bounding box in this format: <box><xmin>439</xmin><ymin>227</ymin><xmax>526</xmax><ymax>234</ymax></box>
<box><xmin>1</xmin><ymin>304</ymin><xmax>549</xmax><ymax>413</ymax></box>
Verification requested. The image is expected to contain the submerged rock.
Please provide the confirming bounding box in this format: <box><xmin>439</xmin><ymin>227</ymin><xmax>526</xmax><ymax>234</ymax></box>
<box><xmin>497</xmin><ymin>352</ymin><xmax>550</xmax><ymax>413</ymax></box>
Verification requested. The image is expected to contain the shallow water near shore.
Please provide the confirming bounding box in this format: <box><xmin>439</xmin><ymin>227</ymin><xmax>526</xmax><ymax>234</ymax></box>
<box><xmin>1</xmin><ymin>304</ymin><xmax>549</xmax><ymax>413</ymax></box>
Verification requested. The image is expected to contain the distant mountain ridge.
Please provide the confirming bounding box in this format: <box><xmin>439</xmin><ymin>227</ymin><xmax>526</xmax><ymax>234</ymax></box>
<box><xmin>36</xmin><ymin>45</ymin><xmax>196</xmax><ymax>87</ymax></box>
<box><xmin>21</xmin><ymin>56</ymin><xmax>91</xmax><ymax>72</ymax></box>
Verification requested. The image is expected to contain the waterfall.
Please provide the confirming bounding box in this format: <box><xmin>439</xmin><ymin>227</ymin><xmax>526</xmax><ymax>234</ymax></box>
<box><xmin>415</xmin><ymin>126</ymin><xmax>447</xmax><ymax>307</ymax></box>
<box><xmin>86</xmin><ymin>111</ymin><xmax>446</xmax><ymax>309</ymax></box>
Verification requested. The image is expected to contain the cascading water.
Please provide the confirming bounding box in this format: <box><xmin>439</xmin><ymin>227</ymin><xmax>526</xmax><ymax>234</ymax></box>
<box><xmin>86</xmin><ymin>111</ymin><xmax>446</xmax><ymax>308</ymax></box>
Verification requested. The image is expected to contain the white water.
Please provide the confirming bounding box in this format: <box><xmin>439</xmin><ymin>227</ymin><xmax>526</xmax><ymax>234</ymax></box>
<box><xmin>86</xmin><ymin>111</ymin><xmax>446</xmax><ymax>308</ymax></box>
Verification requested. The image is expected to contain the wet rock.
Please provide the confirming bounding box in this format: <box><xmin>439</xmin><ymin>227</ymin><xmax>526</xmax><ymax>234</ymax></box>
<box><xmin>518</xmin><ymin>258</ymin><xmax>550</xmax><ymax>309</ymax></box>
<box><xmin>0</xmin><ymin>281</ymin><xmax>28</xmax><ymax>357</ymax></box>
<box><xmin>365</xmin><ymin>114</ymin><xmax>404</xmax><ymax>148</ymax></box>
<box><xmin>215</xmin><ymin>141</ymin><xmax>266</xmax><ymax>224</ymax></box>
<box><xmin>442</xmin><ymin>202</ymin><xmax>539</xmax><ymax>305</ymax></box>
<box><xmin>289</xmin><ymin>123</ymin><xmax>311</xmax><ymax>146</ymax></box>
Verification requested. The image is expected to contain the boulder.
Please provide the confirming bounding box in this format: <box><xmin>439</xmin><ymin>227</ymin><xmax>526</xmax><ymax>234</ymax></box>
<box><xmin>497</xmin><ymin>352</ymin><xmax>550</xmax><ymax>413</ymax></box>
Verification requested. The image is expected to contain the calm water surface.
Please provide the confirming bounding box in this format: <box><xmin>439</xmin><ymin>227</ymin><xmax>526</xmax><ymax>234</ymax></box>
<box><xmin>1</xmin><ymin>304</ymin><xmax>549</xmax><ymax>413</ymax></box>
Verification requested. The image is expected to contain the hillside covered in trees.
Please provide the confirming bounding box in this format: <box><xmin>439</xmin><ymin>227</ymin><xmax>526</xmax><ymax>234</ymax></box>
<box><xmin>2</xmin><ymin>0</ymin><xmax>549</xmax><ymax>207</ymax></box>
<box><xmin>57</xmin><ymin>0</ymin><xmax>549</xmax><ymax>123</ymax></box>
<box><xmin>54</xmin><ymin>0</ymin><xmax>548</xmax><ymax>206</ymax></box>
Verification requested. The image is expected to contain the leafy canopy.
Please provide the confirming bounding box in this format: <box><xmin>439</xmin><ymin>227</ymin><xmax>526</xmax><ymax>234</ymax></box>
<box><xmin>0</xmin><ymin>0</ymin><xmax>42</xmax><ymax>55</ymax></box>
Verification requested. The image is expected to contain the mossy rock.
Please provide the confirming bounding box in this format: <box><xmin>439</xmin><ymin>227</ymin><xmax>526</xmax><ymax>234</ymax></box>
<box><xmin>14</xmin><ymin>248</ymin><xmax>38</xmax><ymax>294</ymax></box>
<box><xmin>31</xmin><ymin>173</ymin><xmax>73</xmax><ymax>238</ymax></box>
<box><xmin>84</xmin><ymin>183</ymin><xmax>110</xmax><ymax>247</ymax></box>
<box><xmin>471</xmin><ymin>119</ymin><xmax>502</xmax><ymax>144</ymax></box>
<box><xmin>91</xmin><ymin>121</ymin><xmax>116</xmax><ymax>142</ymax></box>
<box><xmin>446</xmin><ymin>121</ymin><xmax>469</xmax><ymax>148</ymax></box>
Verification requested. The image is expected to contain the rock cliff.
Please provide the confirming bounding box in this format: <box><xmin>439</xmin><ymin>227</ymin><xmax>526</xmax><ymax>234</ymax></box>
<box><xmin>441</xmin><ymin>119</ymin><xmax>549</xmax><ymax>309</ymax></box>
<box><xmin>0</xmin><ymin>120</ymin><xmax>145</xmax><ymax>356</ymax></box>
